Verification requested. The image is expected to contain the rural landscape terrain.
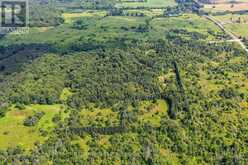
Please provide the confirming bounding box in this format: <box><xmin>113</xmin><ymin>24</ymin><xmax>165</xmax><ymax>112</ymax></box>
<box><xmin>0</xmin><ymin>0</ymin><xmax>248</xmax><ymax>164</ymax></box>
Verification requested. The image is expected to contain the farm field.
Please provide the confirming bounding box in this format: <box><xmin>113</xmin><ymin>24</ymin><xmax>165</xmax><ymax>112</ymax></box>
<box><xmin>201</xmin><ymin>0</ymin><xmax>248</xmax><ymax>12</ymax></box>
<box><xmin>116</xmin><ymin>0</ymin><xmax>177</xmax><ymax>8</ymax></box>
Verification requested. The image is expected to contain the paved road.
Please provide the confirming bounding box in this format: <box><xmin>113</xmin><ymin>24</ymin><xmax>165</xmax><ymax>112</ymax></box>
<box><xmin>204</xmin><ymin>15</ymin><xmax>248</xmax><ymax>54</ymax></box>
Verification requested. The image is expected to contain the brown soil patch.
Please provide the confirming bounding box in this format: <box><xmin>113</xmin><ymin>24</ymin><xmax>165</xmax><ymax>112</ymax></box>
<box><xmin>205</xmin><ymin>3</ymin><xmax>248</xmax><ymax>11</ymax></box>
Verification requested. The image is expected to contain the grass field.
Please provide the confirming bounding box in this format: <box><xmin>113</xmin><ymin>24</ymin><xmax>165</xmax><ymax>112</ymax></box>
<box><xmin>116</xmin><ymin>0</ymin><xmax>176</xmax><ymax>8</ymax></box>
<box><xmin>0</xmin><ymin>104</ymin><xmax>68</xmax><ymax>150</ymax></box>
<box><xmin>79</xmin><ymin>107</ymin><xmax>119</xmax><ymax>127</ymax></box>
<box><xmin>137</xmin><ymin>99</ymin><xmax>168</xmax><ymax>127</ymax></box>
<box><xmin>73</xmin><ymin>99</ymin><xmax>169</xmax><ymax>161</ymax></box>
<box><xmin>60</xmin><ymin>88</ymin><xmax>73</xmax><ymax>102</ymax></box>
<box><xmin>213</xmin><ymin>14</ymin><xmax>248</xmax><ymax>38</ymax></box>
<box><xmin>123</xmin><ymin>9</ymin><xmax>164</xmax><ymax>17</ymax></box>
<box><xmin>151</xmin><ymin>14</ymin><xmax>225</xmax><ymax>40</ymax></box>
<box><xmin>78</xmin><ymin>99</ymin><xmax>168</xmax><ymax>128</ymax></box>
<box><xmin>195</xmin><ymin>53</ymin><xmax>248</xmax><ymax>111</ymax></box>
<box><xmin>62</xmin><ymin>11</ymin><xmax>107</xmax><ymax>23</ymax></box>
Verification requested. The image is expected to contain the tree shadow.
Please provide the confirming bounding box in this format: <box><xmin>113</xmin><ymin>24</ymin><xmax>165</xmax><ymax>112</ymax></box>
<box><xmin>0</xmin><ymin>43</ymin><xmax>54</xmax><ymax>75</ymax></box>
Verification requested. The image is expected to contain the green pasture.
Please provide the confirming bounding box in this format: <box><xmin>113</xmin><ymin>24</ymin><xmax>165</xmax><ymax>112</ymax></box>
<box><xmin>0</xmin><ymin>104</ymin><xmax>68</xmax><ymax>150</ymax></box>
<box><xmin>151</xmin><ymin>14</ymin><xmax>225</xmax><ymax>40</ymax></box>
<box><xmin>116</xmin><ymin>0</ymin><xmax>176</xmax><ymax>8</ymax></box>
<box><xmin>213</xmin><ymin>14</ymin><xmax>248</xmax><ymax>38</ymax></box>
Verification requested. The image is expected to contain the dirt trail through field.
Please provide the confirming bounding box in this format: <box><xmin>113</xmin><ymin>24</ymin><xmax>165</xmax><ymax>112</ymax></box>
<box><xmin>204</xmin><ymin>15</ymin><xmax>248</xmax><ymax>54</ymax></box>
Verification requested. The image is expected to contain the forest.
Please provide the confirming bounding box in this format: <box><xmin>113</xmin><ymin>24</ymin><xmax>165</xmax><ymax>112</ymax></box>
<box><xmin>0</xmin><ymin>0</ymin><xmax>247</xmax><ymax>164</ymax></box>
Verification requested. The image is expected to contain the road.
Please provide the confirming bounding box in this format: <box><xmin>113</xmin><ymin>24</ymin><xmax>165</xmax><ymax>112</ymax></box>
<box><xmin>204</xmin><ymin>15</ymin><xmax>248</xmax><ymax>54</ymax></box>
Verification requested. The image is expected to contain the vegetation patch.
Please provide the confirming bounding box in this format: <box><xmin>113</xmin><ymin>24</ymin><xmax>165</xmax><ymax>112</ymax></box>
<box><xmin>0</xmin><ymin>104</ymin><xmax>68</xmax><ymax>150</ymax></box>
<box><xmin>137</xmin><ymin>99</ymin><xmax>168</xmax><ymax>127</ymax></box>
<box><xmin>79</xmin><ymin>107</ymin><xmax>119</xmax><ymax>127</ymax></box>
<box><xmin>116</xmin><ymin>0</ymin><xmax>177</xmax><ymax>8</ymax></box>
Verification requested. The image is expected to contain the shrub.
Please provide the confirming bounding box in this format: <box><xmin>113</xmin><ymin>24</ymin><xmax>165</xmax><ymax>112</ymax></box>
<box><xmin>23</xmin><ymin>111</ymin><xmax>45</xmax><ymax>127</ymax></box>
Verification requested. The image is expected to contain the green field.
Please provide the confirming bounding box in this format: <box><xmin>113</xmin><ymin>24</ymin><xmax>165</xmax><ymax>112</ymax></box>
<box><xmin>0</xmin><ymin>13</ymin><xmax>226</xmax><ymax>49</ymax></box>
<box><xmin>79</xmin><ymin>107</ymin><xmax>119</xmax><ymax>127</ymax></box>
<box><xmin>137</xmin><ymin>99</ymin><xmax>168</xmax><ymax>127</ymax></box>
<box><xmin>151</xmin><ymin>14</ymin><xmax>226</xmax><ymax>40</ymax></box>
<box><xmin>116</xmin><ymin>0</ymin><xmax>176</xmax><ymax>8</ymax></box>
<box><xmin>213</xmin><ymin>14</ymin><xmax>248</xmax><ymax>38</ymax></box>
<box><xmin>0</xmin><ymin>104</ymin><xmax>68</xmax><ymax>150</ymax></box>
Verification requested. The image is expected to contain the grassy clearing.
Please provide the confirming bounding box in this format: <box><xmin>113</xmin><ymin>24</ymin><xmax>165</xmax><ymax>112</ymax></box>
<box><xmin>60</xmin><ymin>88</ymin><xmax>73</xmax><ymax>102</ymax></box>
<box><xmin>197</xmin><ymin>54</ymin><xmax>248</xmax><ymax>110</ymax></box>
<box><xmin>198</xmin><ymin>68</ymin><xmax>222</xmax><ymax>96</ymax></box>
<box><xmin>63</xmin><ymin>11</ymin><xmax>107</xmax><ymax>23</ymax></box>
<box><xmin>74</xmin><ymin>98</ymin><xmax>172</xmax><ymax>161</ymax></box>
<box><xmin>0</xmin><ymin>104</ymin><xmax>68</xmax><ymax>150</ymax></box>
<box><xmin>225</xmin><ymin>23</ymin><xmax>248</xmax><ymax>38</ymax></box>
<box><xmin>137</xmin><ymin>99</ymin><xmax>168</xmax><ymax>127</ymax></box>
<box><xmin>123</xmin><ymin>9</ymin><xmax>164</xmax><ymax>17</ymax></box>
<box><xmin>79</xmin><ymin>107</ymin><xmax>119</xmax><ymax>127</ymax></box>
<box><xmin>151</xmin><ymin>14</ymin><xmax>225</xmax><ymax>40</ymax></box>
<box><xmin>159</xmin><ymin>148</ymin><xmax>180</xmax><ymax>164</ymax></box>
<box><xmin>72</xmin><ymin>135</ymin><xmax>92</xmax><ymax>160</ymax></box>
<box><xmin>213</xmin><ymin>14</ymin><xmax>248</xmax><ymax>38</ymax></box>
<box><xmin>158</xmin><ymin>69</ymin><xmax>175</xmax><ymax>89</ymax></box>
<box><xmin>116</xmin><ymin>0</ymin><xmax>176</xmax><ymax>8</ymax></box>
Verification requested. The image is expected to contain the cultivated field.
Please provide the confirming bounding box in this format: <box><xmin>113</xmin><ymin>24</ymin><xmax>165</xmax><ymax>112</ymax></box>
<box><xmin>202</xmin><ymin>0</ymin><xmax>248</xmax><ymax>12</ymax></box>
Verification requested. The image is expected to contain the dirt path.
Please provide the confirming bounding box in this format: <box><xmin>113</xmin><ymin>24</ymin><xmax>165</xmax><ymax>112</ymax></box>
<box><xmin>204</xmin><ymin>15</ymin><xmax>248</xmax><ymax>54</ymax></box>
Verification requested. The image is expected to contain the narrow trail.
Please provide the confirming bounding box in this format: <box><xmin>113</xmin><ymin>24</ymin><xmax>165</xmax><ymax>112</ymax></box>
<box><xmin>204</xmin><ymin>15</ymin><xmax>248</xmax><ymax>54</ymax></box>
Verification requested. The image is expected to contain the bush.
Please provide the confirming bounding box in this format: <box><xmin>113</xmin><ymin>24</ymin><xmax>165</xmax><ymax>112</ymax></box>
<box><xmin>72</xmin><ymin>17</ymin><xmax>96</xmax><ymax>30</ymax></box>
<box><xmin>0</xmin><ymin>106</ymin><xmax>8</xmax><ymax>118</ymax></box>
<box><xmin>23</xmin><ymin>111</ymin><xmax>45</xmax><ymax>127</ymax></box>
<box><xmin>15</xmin><ymin>103</ymin><xmax>25</xmax><ymax>110</ymax></box>
<box><xmin>219</xmin><ymin>88</ymin><xmax>238</xmax><ymax>99</ymax></box>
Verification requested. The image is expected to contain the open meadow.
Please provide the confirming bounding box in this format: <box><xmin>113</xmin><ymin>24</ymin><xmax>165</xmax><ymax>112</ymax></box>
<box><xmin>0</xmin><ymin>104</ymin><xmax>68</xmax><ymax>150</ymax></box>
<box><xmin>116</xmin><ymin>0</ymin><xmax>177</xmax><ymax>8</ymax></box>
<box><xmin>213</xmin><ymin>14</ymin><xmax>248</xmax><ymax>38</ymax></box>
